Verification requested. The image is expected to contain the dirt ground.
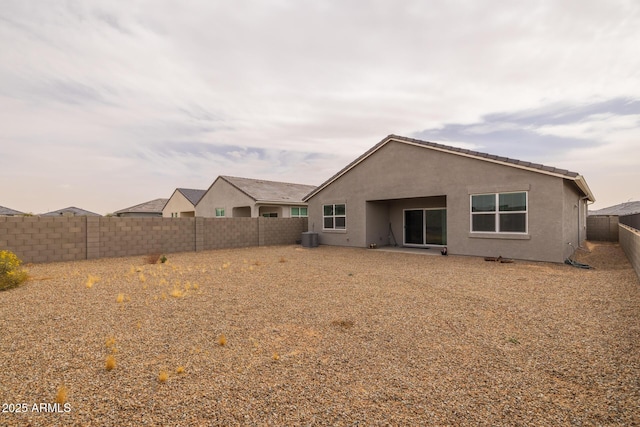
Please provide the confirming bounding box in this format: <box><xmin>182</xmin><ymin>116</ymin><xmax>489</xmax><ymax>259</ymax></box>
<box><xmin>1</xmin><ymin>242</ymin><xmax>639</xmax><ymax>426</ymax></box>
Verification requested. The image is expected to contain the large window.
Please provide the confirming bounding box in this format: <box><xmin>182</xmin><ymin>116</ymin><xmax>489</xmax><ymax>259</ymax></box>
<box><xmin>471</xmin><ymin>192</ymin><xmax>527</xmax><ymax>233</ymax></box>
<box><xmin>323</xmin><ymin>204</ymin><xmax>346</xmax><ymax>230</ymax></box>
<box><xmin>291</xmin><ymin>207</ymin><xmax>308</xmax><ymax>217</ymax></box>
<box><xmin>215</xmin><ymin>208</ymin><xmax>225</xmax><ymax>217</ymax></box>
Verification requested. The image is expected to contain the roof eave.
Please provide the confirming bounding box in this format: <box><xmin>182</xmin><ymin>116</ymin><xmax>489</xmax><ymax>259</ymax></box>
<box><xmin>303</xmin><ymin>134</ymin><xmax>593</xmax><ymax>201</ymax></box>
<box><xmin>574</xmin><ymin>175</ymin><xmax>596</xmax><ymax>202</ymax></box>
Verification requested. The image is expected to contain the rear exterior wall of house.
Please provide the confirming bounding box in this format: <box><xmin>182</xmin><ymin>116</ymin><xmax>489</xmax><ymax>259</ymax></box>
<box><xmin>307</xmin><ymin>140</ymin><xmax>582</xmax><ymax>263</ymax></box>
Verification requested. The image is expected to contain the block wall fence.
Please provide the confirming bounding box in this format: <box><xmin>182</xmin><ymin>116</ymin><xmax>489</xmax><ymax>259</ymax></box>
<box><xmin>0</xmin><ymin>216</ymin><xmax>308</xmax><ymax>263</ymax></box>
<box><xmin>586</xmin><ymin>216</ymin><xmax>619</xmax><ymax>242</ymax></box>
<box><xmin>619</xmin><ymin>224</ymin><xmax>640</xmax><ymax>281</ymax></box>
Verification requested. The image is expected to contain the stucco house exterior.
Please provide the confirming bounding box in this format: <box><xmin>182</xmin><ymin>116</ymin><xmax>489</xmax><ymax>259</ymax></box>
<box><xmin>0</xmin><ymin>205</ymin><xmax>24</xmax><ymax>216</ymax></box>
<box><xmin>303</xmin><ymin>134</ymin><xmax>595</xmax><ymax>263</ymax></box>
<box><xmin>163</xmin><ymin>188</ymin><xmax>206</xmax><ymax>218</ymax></box>
<box><xmin>114</xmin><ymin>198</ymin><xmax>168</xmax><ymax>217</ymax></box>
<box><xmin>197</xmin><ymin>176</ymin><xmax>316</xmax><ymax>218</ymax></box>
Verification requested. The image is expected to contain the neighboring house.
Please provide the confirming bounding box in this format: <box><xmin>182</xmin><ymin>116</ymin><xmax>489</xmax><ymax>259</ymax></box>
<box><xmin>163</xmin><ymin>188</ymin><xmax>206</xmax><ymax>217</ymax></box>
<box><xmin>588</xmin><ymin>201</ymin><xmax>640</xmax><ymax>217</ymax></box>
<box><xmin>303</xmin><ymin>134</ymin><xmax>595</xmax><ymax>263</ymax></box>
<box><xmin>197</xmin><ymin>176</ymin><xmax>316</xmax><ymax>218</ymax></box>
<box><xmin>41</xmin><ymin>207</ymin><xmax>101</xmax><ymax>217</ymax></box>
<box><xmin>0</xmin><ymin>205</ymin><xmax>24</xmax><ymax>216</ymax></box>
<box><xmin>114</xmin><ymin>198</ymin><xmax>169</xmax><ymax>217</ymax></box>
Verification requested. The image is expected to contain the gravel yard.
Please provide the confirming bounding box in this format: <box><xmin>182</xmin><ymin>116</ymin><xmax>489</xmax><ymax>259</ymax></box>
<box><xmin>1</xmin><ymin>242</ymin><xmax>639</xmax><ymax>426</ymax></box>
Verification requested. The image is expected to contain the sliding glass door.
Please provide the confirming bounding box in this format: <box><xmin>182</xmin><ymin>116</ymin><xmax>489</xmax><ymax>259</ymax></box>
<box><xmin>404</xmin><ymin>209</ymin><xmax>447</xmax><ymax>246</ymax></box>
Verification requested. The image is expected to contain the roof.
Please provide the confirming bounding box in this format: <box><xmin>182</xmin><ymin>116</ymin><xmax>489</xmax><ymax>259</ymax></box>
<box><xmin>589</xmin><ymin>201</ymin><xmax>640</xmax><ymax>216</ymax></box>
<box><xmin>0</xmin><ymin>205</ymin><xmax>24</xmax><ymax>216</ymax></box>
<box><xmin>304</xmin><ymin>134</ymin><xmax>595</xmax><ymax>202</ymax></box>
<box><xmin>41</xmin><ymin>207</ymin><xmax>101</xmax><ymax>216</ymax></box>
<box><xmin>215</xmin><ymin>176</ymin><xmax>317</xmax><ymax>204</ymax></box>
<box><xmin>177</xmin><ymin>188</ymin><xmax>206</xmax><ymax>206</ymax></box>
<box><xmin>114</xmin><ymin>198</ymin><xmax>169</xmax><ymax>215</ymax></box>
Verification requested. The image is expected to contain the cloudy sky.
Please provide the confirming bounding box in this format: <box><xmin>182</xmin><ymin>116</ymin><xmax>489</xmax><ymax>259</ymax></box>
<box><xmin>1</xmin><ymin>0</ymin><xmax>638</xmax><ymax>214</ymax></box>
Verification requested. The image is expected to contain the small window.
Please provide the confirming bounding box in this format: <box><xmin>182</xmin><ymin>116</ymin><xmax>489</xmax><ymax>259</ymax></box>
<box><xmin>323</xmin><ymin>204</ymin><xmax>346</xmax><ymax>230</ymax></box>
<box><xmin>471</xmin><ymin>192</ymin><xmax>527</xmax><ymax>233</ymax></box>
<box><xmin>262</xmin><ymin>212</ymin><xmax>277</xmax><ymax>218</ymax></box>
<box><xmin>291</xmin><ymin>207</ymin><xmax>308</xmax><ymax>217</ymax></box>
<box><xmin>215</xmin><ymin>208</ymin><xmax>225</xmax><ymax>217</ymax></box>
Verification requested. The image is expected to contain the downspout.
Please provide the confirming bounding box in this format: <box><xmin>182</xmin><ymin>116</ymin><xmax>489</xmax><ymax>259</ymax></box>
<box><xmin>578</xmin><ymin>196</ymin><xmax>591</xmax><ymax>246</ymax></box>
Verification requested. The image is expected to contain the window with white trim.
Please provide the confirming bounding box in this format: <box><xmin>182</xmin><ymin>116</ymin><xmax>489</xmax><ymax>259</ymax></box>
<box><xmin>215</xmin><ymin>208</ymin><xmax>225</xmax><ymax>217</ymax></box>
<box><xmin>471</xmin><ymin>192</ymin><xmax>527</xmax><ymax>233</ymax></box>
<box><xmin>323</xmin><ymin>204</ymin><xmax>346</xmax><ymax>230</ymax></box>
<box><xmin>291</xmin><ymin>207</ymin><xmax>308</xmax><ymax>217</ymax></box>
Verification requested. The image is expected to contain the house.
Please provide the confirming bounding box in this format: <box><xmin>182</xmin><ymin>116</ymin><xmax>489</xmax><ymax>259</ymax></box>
<box><xmin>303</xmin><ymin>134</ymin><xmax>595</xmax><ymax>263</ymax></box>
<box><xmin>41</xmin><ymin>207</ymin><xmax>101</xmax><ymax>217</ymax></box>
<box><xmin>588</xmin><ymin>201</ymin><xmax>640</xmax><ymax>217</ymax></box>
<box><xmin>197</xmin><ymin>176</ymin><xmax>316</xmax><ymax>218</ymax></box>
<box><xmin>0</xmin><ymin>205</ymin><xmax>24</xmax><ymax>216</ymax></box>
<box><xmin>114</xmin><ymin>198</ymin><xmax>169</xmax><ymax>217</ymax></box>
<box><xmin>163</xmin><ymin>188</ymin><xmax>206</xmax><ymax>218</ymax></box>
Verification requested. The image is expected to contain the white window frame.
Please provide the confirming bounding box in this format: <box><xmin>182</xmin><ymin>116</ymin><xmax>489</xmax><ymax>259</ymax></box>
<box><xmin>470</xmin><ymin>192</ymin><xmax>528</xmax><ymax>234</ymax></box>
<box><xmin>290</xmin><ymin>207</ymin><xmax>308</xmax><ymax>218</ymax></box>
<box><xmin>215</xmin><ymin>208</ymin><xmax>225</xmax><ymax>217</ymax></box>
<box><xmin>323</xmin><ymin>203</ymin><xmax>346</xmax><ymax>230</ymax></box>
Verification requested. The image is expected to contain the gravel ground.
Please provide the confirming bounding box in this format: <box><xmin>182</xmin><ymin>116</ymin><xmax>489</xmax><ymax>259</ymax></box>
<box><xmin>1</xmin><ymin>242</ymin><xmax>639</xmax><ymax>426</ymax></box>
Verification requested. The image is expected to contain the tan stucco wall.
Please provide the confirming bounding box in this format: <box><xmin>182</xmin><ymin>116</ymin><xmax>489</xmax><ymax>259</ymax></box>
<box><xmin>308</xmin><ymin>140</ymin><xmax>579</xmax><ymax>263</ymax></box>
<box><xmin>562</xmin><ymin>180</ymin><xmax>589</xmax><ymax>260</ymax></box>
<box><xmin>197</xmin><ymin>179</ymin><xmax>310</xmax><ymax>218</ymax></box>
<box><xmin>163</xmin><ymin>191</ymin><xmax>195</xmax><ymax>217</ymax></box>
<box><xmin>197</xmin><ymin>179</ymin><xmax>255</xmax><ymax>217</ymax></box>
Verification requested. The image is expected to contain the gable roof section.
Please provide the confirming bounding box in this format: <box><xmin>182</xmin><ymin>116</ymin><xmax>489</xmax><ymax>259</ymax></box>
<box><xmin>177</xmin><ymin>188</ymin><xmax>206</xmax><ymax>206</ymax></box>
<box><xmin>303</xmin><ymin>134</ymin><xmax>595</xmax><ymax>202</ymax></box>
<box><xmin>0</xmin><ymin>205</ymin><xmax>24</xmax><ymax>215</ymax></box>
<box><xmin>114</xmin><ymin>198</ymin><xmax>169</xmax><ymax>215</ymax></box>
<box><xmin>41</xmin><ymin>207</ymin><xmax>101</xmax><ymax>216</ymax></box>
<box><xmin>589</xmin><ymin>201</ymin><xmax>640</xmax><ymax>216</ymax></box>
<box><xmin>215</xmin><ymin>176</ymin><xmax>316</xmax><ymax>204</ymax></box>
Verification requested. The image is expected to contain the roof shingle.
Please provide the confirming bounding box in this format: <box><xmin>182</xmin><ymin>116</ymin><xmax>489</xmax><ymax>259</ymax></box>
<box><xmin>219</xmin><ymin>176</ymin><xmax>316</xmax><ymax>203</ymax></box>
<box><xmin>177</xmin><ymin>189</ymin><xmax>206</xmax><ymax>206</ymax></box>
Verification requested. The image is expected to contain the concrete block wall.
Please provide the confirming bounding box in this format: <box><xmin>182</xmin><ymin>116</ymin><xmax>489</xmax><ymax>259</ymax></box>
<box><xmin>259</xmin><ymin>217</ymin><xmax>308</xmax><ymax>246</ymax></box>
<box><xmin>0</xmin><ymin>216</ymin><xmax>308</xmax><ymax>263</ymax></box>
<box><xmin>96</xmin><ymin>217</ymin><xmax>196</xmax><ymax>258</ymax></box>
<box><xmin>587</xmin><ymin>216</ymin><xmax>619</xmax><ymax>241</ymax></box>
<box><xmin>619</xmin><ymin>224</ymin><xmax>640</xmax><ymax>281</ymax></box>
<box><xmin>0</xmin><ymin>216</ymin><xmax>86</xmax><ymax>263</ymax></box>
<box><xmin>201</xmin><ymin>218</ymin><xmax>259</xmax><ymax>250</ymax></box>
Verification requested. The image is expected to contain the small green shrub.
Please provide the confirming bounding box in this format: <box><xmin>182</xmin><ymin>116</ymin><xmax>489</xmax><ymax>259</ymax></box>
<box><xmin>160</xmin><ymin>255</ymin><xmax>167</xmax><ymax>264</ymax></box>
<box><xmin>0</xmin><ymin>250</ymin><xmax>28</xmax><ymax>291</ymax></box>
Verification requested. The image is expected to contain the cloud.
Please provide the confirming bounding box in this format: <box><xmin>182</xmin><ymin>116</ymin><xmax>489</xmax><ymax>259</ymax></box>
<box><xmin>1</xmin><ymin>1</ymin><xmax>639</xmax><ymax>213</ymax></box>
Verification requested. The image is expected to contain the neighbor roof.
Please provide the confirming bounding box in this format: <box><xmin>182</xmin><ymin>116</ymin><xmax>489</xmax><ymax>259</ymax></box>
<box><xmin>304</xmin><ymin>134</ymin><xmax>595</xmax><ymax>202</ymax></box>
<box><xmin>114</xmin><ymin>198</ymin><xmax>169</xmax><ymax>215</ymax></box>
<box><xmin>0</xmin><ymin>205</ymin><xmax>24</xmax><ymax>215</ymax></box>
<box><xmin>177</xmin><ymin>188</ymin><xmax>206</xmax><ymax>206</ymax></box>
<box><xmin>41</xmin><ymin>207</ymin><xmax>101</xmax><ymax>216</ymax></box>
<box><xmin>215</xmin><ymin>176</ymin><xmax>316</xmax><ymax>204</ymax></box>
<box><xmin>589</xmin><ymin>201</ymin><xmax>640</xmax><ymax>216</ymax></box>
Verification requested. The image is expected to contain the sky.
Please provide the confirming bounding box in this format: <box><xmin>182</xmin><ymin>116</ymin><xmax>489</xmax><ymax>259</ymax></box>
<box><xmin>1</xmin><ymin>0</ymin><xmax>639</xmax><ymax>215</ymax></box>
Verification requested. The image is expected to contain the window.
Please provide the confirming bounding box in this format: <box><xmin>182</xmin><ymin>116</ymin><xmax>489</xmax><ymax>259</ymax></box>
<box><xmin>471</xmin><ymin>192</ymin><xmax>527</xmax><ymax>233</ymax></box>
<box><xmin>215</xmin><ymin>208</ymin><xmax>225</xmax><ymax>217</ymax></box>
<box><xmin>262</xmin><ymin>212</ymin><xmax>277</xmax><ymax>218</ymax></box>
<box><xmin>323</xmin><ymin>204</ymin><xmax>346</xmax><ymax>230</ymax></box>
<box><xmin>291</xmin><ymin>207</ymin><xmax>308</xmax><ymax>217</ymax></box>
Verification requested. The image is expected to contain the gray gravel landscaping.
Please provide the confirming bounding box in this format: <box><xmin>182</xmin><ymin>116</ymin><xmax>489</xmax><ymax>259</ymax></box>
<box><xmin>1</xmin><ymin>242</ymin><xmax>639</xmax><ymax>426</ymax></box>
